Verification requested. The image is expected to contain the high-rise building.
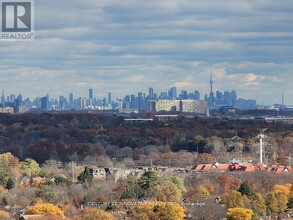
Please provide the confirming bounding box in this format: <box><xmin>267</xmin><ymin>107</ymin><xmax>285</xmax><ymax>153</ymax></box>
<box><xmin>17</xmin><ymin>94</ymin><xmax>23</xmax><ymax>102</ymax></box>
<box><xmin>123</xmin><ymin>95</ymin><xmax>130</xmax><ymax>109</ymax></box>
<box><xmin>194</xmin><ymin>91</ymin><xmax>200</xmax><ymax>100</ymax></box>
<box><xmin>69</xmin><ymin>93</ymin><xmax>73</xmax><ymax>108</ymax></box>
<box><xmin>149</xmin><ymin>87</ymin><xmax>154</xmax><ymax>99</ymax></box>
<box><xmin>130</xmin><ymin>94</ymin><xmax>136</xmax><ymax>109</ymax></box>
<box><xmin>41</xmin><ymin>97</ymin><xmax>48</xmax><ymax>111</ymax></box>
<box><xmin>1</xmin><ymin>90</ymin><xmax>5</xmax><ymax>105</ymax></box>
<box><xmin>89</xmin><ymin>88</ymin><xmax>93</xmax><ymax>100</ymax></box>
<box><xmin>108</xmin><ymin>92</ymin><xmax>112</xmax><ymax>104</ymax></box>
<box><xmin>179</xmin><ymin>90</ymin><xmax>188</xmax><ymax>100</ymax></box>
<box><xmin>169</xmin><ymin>87</ymin><xmax>177</xmax><ymax>99</ymax></box>
<box><xmin>137</xmin><ymin>92</ymin><xmax>144</xmax><ymax>111</ymax></box>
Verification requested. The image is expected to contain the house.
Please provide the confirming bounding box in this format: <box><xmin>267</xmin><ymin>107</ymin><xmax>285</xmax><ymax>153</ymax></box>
<box><xmin>201</xmin><ymin>164</ymin><xmax>212</xmax><ymax>171</ymax></box>
<box><xmin>211</xmin><ymin>162</ymin><xmax>230</xmax><ymax>171</ymax></box>
<box><xmin>193</xmin><ymin>164</ymin><xmax>205</xmax><ymax>171</ymax></box>
<box><xmin>230</xmin><ymin>136</ymin><xmax>242</xmax><ymax>142</ymax></box>
<box><xmin>20</xmin><ymin>176</ymin><xmax>30</xmax><ymax>187</ymax></box>
<box><xmin>88</xmin><ymin>167</ymin><xmax>106</xmax><ymax>180</ymax></box>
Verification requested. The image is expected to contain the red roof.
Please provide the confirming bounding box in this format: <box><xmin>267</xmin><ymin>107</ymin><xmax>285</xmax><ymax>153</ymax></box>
<box><xmin>214</xmin><ymin>164</ymin><xmax>230</xmax><ymax>170</ymax></box>
<box><xmin>201</xmin><ymin>164</ymin><xmax>212</xmax><ymax>171</ymax></box>
<box><xmin>193</xmin><ymin>164</ymin><xmax>205</xmax><ymax>171</ymax></box>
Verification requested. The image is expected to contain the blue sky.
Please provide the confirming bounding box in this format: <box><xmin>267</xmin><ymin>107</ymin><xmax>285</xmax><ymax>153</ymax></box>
<box><xmin>1</xmin><ymin>0</ymin><xmax>293</xmax><ymax>105</ymax></box>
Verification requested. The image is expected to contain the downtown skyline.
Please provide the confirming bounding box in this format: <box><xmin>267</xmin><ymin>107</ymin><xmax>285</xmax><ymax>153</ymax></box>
<box><xmin>1</xmin><ymin>0</ymin><xmax>293</xmax><ymax>105</ymax></box>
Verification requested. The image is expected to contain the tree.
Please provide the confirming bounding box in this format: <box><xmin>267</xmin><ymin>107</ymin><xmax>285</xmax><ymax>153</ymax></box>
<box><xmin>265</xmin><ymin>192</ymin><xmax>278</xmax><ymax>214</ymax></box>
<box><xmin>0</xmin><ymin>152</ymin><xmax>20</xmax><ymax>180</ymax></box>
<box><xmin>121</xmin><ymin>177</ymin><xmax>144</xmax><ymax>200</ymax></box>
<box><xmin>250</xmin><ymin>192</ymin><xmax>266</xmax><ymax>217</ymax></box>
<box><xmin>138</xmin><ymin>171</ymin><xmax>159</xmax><ymax>191</ymax></box>
<box><xmin>77</xmin><ymin>207</ymin><xmax>113</xmax><ymax>220</ymax></box>
<box><xmin>226</xmin><ymin>207</ymin><xmax>253</xmax><ymax>220</ymax></box>
<box><xmin>77</xmin><ymin>166</ymin><xmax>92</xmax><ymax>184</ymax></box>
<box><xmin>156</xmin><ymin>203</ymin><xmax>185</xmax><ymax>220</ymax></box>
<box><xmin>238</xmin><ymin>182</ymin><xmax>254</xmax><ymax>197</ymax></box>
<box><xmin>223</xmin><ymin>190</ymin><xmax>244</xmax><ymax>208</ymax></box>
<box><xmin>20</xmin><ymin>158</ymin><xmax>42</xmax><ymax>177</ymax></box>
<box><xmin>25</xmin><ymin>203</ymin><xmax>64</xmax><ymax>216</ymax></box>
<box><xmin>6</xmin><ymin>177</ymin><xmax>15</xmax><ymax>189</ymax></box>
<box><xmin>54</xmin><ymin>176</ymin><xmax>72</xmax><ymax>186</ymax></box>
<box><xmin>0</xmin><ymin>210</ymin><xmax>10</xmax><ymax>218</ymax></box>
<box><xmin>198</xmin><ymin>153</ymin><xmax>214</xmax><ymax>163</ymax></box>
<box><xmin>287</xmin><ymin>197</ymin><xmax>293</xmax><ymax>209</ymax></box>
<box><xmin>154</xmin><ymin>181</ymin><xmax>182</xmax><ymax>202</ymax></box>
<box><xmin>217</xmin><ymin>174</ymin><xmax>231</xmax><ymax>193</ymax></box>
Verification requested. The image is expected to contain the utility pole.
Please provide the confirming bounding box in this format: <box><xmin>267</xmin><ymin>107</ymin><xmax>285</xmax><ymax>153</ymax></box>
<box><xmin>258</xmin><ymin>128</ymin><xmax>267</xmax><ymax>164</ymax></box>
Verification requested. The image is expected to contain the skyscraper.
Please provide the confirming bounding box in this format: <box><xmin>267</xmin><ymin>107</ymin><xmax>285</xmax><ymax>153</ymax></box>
<box><xmin>137</xmin><ymin>92</ymin><xmax>144</xmax><ymax>111</ymax></box>
<box><xmin>149</xmin><ymin>87</ymin><xmax>154</xmax><ymax>99</ymax></box>
<box><xmin>130</xmin><ymin>94</ymin><xmax>136</xmax><ymax>109</ymax></box>
<box><xmin>108</xmin><ymin>92</ymin><xmax>112</xmax><ymax>104</ymax></box>
<box><xmin>69</xmin><ymin>93</ymin><xmax>73</xmax><ymax>108</ymax></box>
<box><xmin>41</xmin><ymin>96</ymin><xmax>48</xmax><ymax>111</ymax></box>
<box><xmin>194</xmin><ymin>91</ymin><xmax>200</xmax><ymax>100</ymax></box>
<box><xmin>89</xmin><ymin>88</ymin><xmax>93</xmax><ymax>100</ymax></box>
<box><xmin>1</xmin><ymin>90</ymin><xmax>5</xmax><ymax>105</ymax></box>
<box><xmin>169</xmin><ymin>87</ymin><xmax>177</xmax><ymax>99</ymax></box>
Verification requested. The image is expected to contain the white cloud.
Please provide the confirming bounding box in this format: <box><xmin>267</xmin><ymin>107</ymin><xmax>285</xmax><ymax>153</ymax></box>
<box><xmin>0</xmin><ymin>0</ymin><xmax>292</xmax><ymax>104</ymax></box>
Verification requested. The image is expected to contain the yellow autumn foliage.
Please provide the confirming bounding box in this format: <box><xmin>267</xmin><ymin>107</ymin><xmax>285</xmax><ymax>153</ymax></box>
<box><xmin>226</xmin><ymin>207</ymin><xmax>253</xmax><ymax>220</ymax></box>
<box><xmin>0</xmin><ymin>210</ymin><xmax>10</xmax><ymax>218</ymax></box>
<box><xmin>198</xmin><ymin>184</ymin><xmax>211</xmax><ymax>198</ymax></box>
<box><xmin>156</xmin><ymin>203</ymin><xmax>185</xmax><ymax>220</ymax></box>
<box><xmin>78</xmin><ymin>207</ymin><xmax>114</xmax><ymax>220</ymax></box>
<box><xmin>273</xmin><ymin>183</ymin><xmax>292</xmax><ymax>197</ymax></box>
<box><xmin>25</xmin><ymin>203</ymin><xmax>64</xmax><ymax>216</ymax></box>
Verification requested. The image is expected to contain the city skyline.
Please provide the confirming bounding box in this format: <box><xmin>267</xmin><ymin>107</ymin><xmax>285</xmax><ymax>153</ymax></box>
<box><xmin>1</xmin><ymin>1</ymin><xmax>293</xmax><ymax>105</ymax></box>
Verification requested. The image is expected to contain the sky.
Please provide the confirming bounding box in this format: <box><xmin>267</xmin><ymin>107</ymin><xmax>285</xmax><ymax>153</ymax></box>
<box><xmin>1</xmin><ymin>0</ymin><xmax>293</xmax><ymax>105</ymax></box>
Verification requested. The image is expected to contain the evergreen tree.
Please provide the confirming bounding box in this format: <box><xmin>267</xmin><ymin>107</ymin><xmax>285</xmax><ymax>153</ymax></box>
<box><xmin>77</xmin><ymin>167</ymin><xmax>92</xmax><ymax>184</ymax></box>
<box><xmin>238</xmin><ymin>182</ymin><xmax>253</xmax><ymax>197</ymax></box>
<box><xmin>6</xmin><ymin>177</ymin><xmax>15</xmax><ymax>190</ymax></box>
<box><xmin>287</xmin><ymin>197</ymin><xmax>293</xmax><ymax>209</ymax></box>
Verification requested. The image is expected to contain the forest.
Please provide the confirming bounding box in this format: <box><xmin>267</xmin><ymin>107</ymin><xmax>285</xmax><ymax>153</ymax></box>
<box><xmin>0</xmin><ymin>113</ymin><xmax>292</xmax><ymax>219</ymax></box>
<box><xmin>0</xmin><ymin>112</ymin><xmax>292</xmax><ymax>166</ymax></box>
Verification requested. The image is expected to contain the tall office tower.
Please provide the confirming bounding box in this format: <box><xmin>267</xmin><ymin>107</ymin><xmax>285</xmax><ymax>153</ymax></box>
<box><xmin>89</xmin><ymin>88</ymin><xmax>93</xmax><ymax>100</ymax></box>
<box><xmin>1</xmin><ymin>90</ymin><xmax>5</xmax><ymax>105</ymax></box>
<box><xmin>108</xmin><ymin>92</ymin><xmax>112</xmax><ymax>104</ymax></box>
<box><xmin>17</xmin><ymin>94</ymin><xmax>23</xmax><ymax>102</ymax></box>
<box><xmin>180</xmin><ymin>90</ymin><xmax>188</xmax><ymax>100</ymax></box>
<box><xmin>137</xmin><ymin>92</ymin><xmax>144</xmax><ymax>111</ymax></box>
<box><xmin>59</xmin><ymin>96</ymin><xmax>65</xmax><ymax>110</ymax></box>
<box><xmin>69</xmin><ymin>93</ymin><xmax>73</xmax><ymax>108</ymax></box>
<box><xmin>170</xmin><ymin>86</ymin><xmax>177</xmax><ymax>99</ymax></box>
<box><xmin>149</xmin><ymin>87</ymin><xmax>154</xmax><ymax>99</ymax></box>
<box><xmin>194</xmin><ymin>91</ymin><xmax>200</xmax><ymax>100</ymax></box>
<box><xmin>123</xmin><ymin>95</ymin><xmax>130</xmax><ymax>109</ymax></box>
<box><xmin>130</xmin><ymin>94</ymin><xmax>136</xmax><ymax>109</ymax></box>
<box><xmin>282</xmin><ymin>92</ymin><xmax>284</xmax><ymax>106</ymax></box>
<box><xmin>10</xmin><ymin>94</ymin><xmax>15</xmax><ymax>102</ymax></box>
<box><xmin>41</xmin><ymin>96</ymin><xmax>48</xmax><ymax>111</ymax></box>
<box><xmin>230</xmin><ymin>90</ymin><xmax>237</xmax><ymax>105</ymax></box>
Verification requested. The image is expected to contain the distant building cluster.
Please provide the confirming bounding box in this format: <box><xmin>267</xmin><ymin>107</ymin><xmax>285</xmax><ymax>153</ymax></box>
<box><xmin>1</xmin><ymin>74</ymin><xmax>291</xmax><ymax>115</ymax></box>
<box><xmin>205</xmin><ymin>73</ymin><xmax>257</xmax><ymax>109</ymax></box>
